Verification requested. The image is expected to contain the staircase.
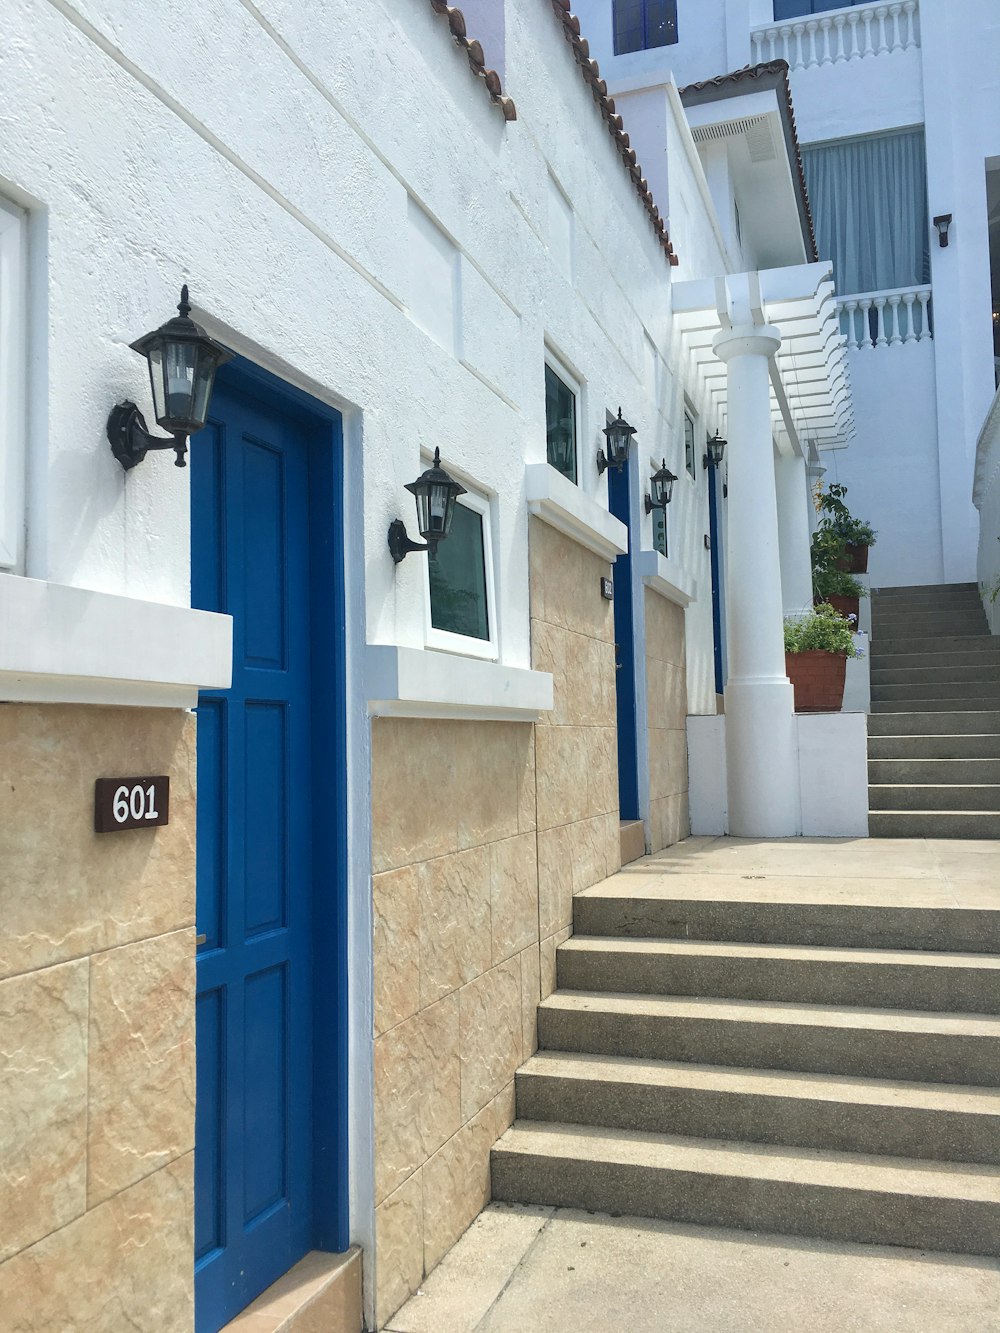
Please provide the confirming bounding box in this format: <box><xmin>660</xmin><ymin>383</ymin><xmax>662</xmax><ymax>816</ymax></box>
<box><xmin>492</xmin><ymin>885</ymin><xmax>1000</xmax><ymax>1256</ymax></box>
<box><xmin>869</xmin><ymin>583</ymin><xmax>1000</xmax><ymax>838</ymax></box>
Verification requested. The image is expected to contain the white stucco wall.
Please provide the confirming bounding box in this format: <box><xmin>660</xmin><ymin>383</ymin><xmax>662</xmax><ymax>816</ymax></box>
<box><xmin>974</xmin><ymin>388</ymin><xmax>1000</xmax><ymax>633</ymax></box>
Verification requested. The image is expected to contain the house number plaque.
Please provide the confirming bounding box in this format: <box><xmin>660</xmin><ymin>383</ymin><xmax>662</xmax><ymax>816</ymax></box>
<box><xmin>94</xmin><ymin>776</ymin><xmax>170</xmax><ymax>833</ymax></box>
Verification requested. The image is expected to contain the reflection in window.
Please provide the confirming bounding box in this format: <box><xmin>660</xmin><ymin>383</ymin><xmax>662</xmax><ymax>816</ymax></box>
<box><xmin>545</xmin><ymin>364</ymin><xmax>578</xmax><ymax>484</ymax></box>
<box><xmin>684</xmin><ymin>411</ymin><xmax>696</xmax><ymax>480</ymax></box>
<box><xmin>613</xmin><ymin>0</ymin><xmax>678</xmax><ymax>54</ymax></box>
<box><xmin>428</xmin><ymin>501</ymin><xmax>490</xmax><ymax>641</ymax></box>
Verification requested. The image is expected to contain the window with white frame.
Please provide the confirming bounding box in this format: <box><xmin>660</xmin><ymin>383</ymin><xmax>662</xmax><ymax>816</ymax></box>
<box><xmin>425</xmin><ymin>483</ymin><xmax>497</xmax><ymax>659</ymax></box>
<box><xmin>684</xmin><ymin>409</ymin><xmax>697</xmax><ymax>480</ymax></box>
<box><xmin>545</xmin><ymin>360</ymin><xmax>578</xmax><ymax>485</ymax></box>
<box><xmin>0</xmin><ymin>196</ymin><xmax>27</xmax><ymax>571</ymax></box>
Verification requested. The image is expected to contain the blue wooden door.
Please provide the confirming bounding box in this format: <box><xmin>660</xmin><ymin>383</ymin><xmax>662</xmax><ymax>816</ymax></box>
<box><xmin>608</xmin><ymin>463</ymin><xmax>639</xmax><ymax>821</ymax></box>
<box><xmin>191</xmin><ymin>371</ymin><xmax>342</xmax><ymax>1331</ymax></box>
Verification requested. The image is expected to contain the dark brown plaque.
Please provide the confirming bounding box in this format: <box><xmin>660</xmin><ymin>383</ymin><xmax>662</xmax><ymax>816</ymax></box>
<box><xmin>94</xmin><ymin>776</ymin><xmax>170</xmax><ymax>833</ymax></box>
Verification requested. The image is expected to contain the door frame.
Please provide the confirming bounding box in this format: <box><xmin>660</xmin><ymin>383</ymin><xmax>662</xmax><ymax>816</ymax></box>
<box><xmin>194</xmin><ymin>355</ymin><xmax>351</xmax><ymax>1283</ymax></box>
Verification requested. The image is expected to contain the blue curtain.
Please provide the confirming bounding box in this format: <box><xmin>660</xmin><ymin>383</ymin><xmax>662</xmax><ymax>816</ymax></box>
<box><xmin>801</xmin><ymin>129</ymin><xmax>930</xmax><ymax>295</ymax></box>
<box><xmin>773</xmin><ymin>0</ymin><xmax>866</xmax><ymax>16</ymax></box>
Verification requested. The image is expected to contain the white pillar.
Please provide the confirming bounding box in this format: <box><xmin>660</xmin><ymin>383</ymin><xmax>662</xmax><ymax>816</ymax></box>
<box><xmin>775</xmin><ymin>452</ymin><xmax>814</xmax><ymax>617</ymax></box>
<box><xmin>713</xmin><ymin>324</ymin><xmax>801</xmax><ymax>837</ymax></box>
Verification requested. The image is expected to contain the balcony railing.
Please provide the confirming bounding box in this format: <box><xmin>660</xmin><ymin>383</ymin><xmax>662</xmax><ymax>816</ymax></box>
<box><xmin>751</xmin><ymin>1</ymin><xmax>920</xmax><ymax>71</ymax></box>
<box><xmin>836</xmin><ymin>285</ymin><xmax>932</xmax><ymax>350</ymax></box>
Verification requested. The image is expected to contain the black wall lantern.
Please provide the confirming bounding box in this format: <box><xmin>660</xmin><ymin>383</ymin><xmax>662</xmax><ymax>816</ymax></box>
<box><xmin>597</xmin><ymin>407</ymin><xmax>637</xmax><ymax>474</ymax></box>
<box><xmin>644</xmin><ymin>458</ymin><xmax>677</xmax><ymax>513</ymax></box>
<box><xmin>933</xmin><ymin>213</ymin><xmax>953</xmax><ymax>248</ymax></box>
<box><xmin>703</xmin><ymin>430</ymin><xmax>727</xmax><ymax>469</ymax></box>
<box><xmin>388</xmin><ymin>448</ymin><xmax>467</xmax><ymax>563</ymax></box>
<box><xmin>107</xmin><ymin>286</ymin><xmax>234</xmax><ymax>470</ymax></box>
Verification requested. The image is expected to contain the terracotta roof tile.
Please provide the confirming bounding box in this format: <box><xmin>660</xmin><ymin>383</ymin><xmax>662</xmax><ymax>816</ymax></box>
<box><xmin>548</xmin><ymin>0</ymin><xmax>679</xmax><ymax>266</ymax></box>
<box><xmin>679</xmin><ymin>60</ymin><xmax>818</xmax><ymax>262</ymax></box>
<box><xmin>427</xmin><ymin>2</ymin><xmax>517</xmax><ymax>120</ymax></box>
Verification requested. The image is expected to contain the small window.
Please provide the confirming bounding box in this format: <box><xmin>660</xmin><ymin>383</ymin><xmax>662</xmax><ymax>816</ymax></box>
<box><xmin>426</xmin><ymin>485</ymin><xmax>496</xmax><ymax>658</ymax></box>
<box><xmin>684</xmin><ymin>410</ymin><xmax>696</xmax><ymax>480</ymax></box>
<box><xmin>545</xmin><ymin>363</ymin><xmax>578</xmax><ymax>484</ymax></box>
<box><xmin>613</xmin><ymin>0</ymin><xmax>678</xmax><ymax>55</ymax></box>
<box><xmin>734</xmin><ymin>199</ymin><xmax>742</xmax><ymax>248</ymax></box>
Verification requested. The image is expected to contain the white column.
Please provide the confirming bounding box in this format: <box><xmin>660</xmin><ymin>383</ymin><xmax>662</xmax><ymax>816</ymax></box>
<box><xmin>775</xmin><ymin>452</ymin><xmax>815</xmax><ymax>618</ymax></box>
<box><xmin>713</xmin><ymin>324</ymin><xmax>801</xmax><ymax>837</ymax></box>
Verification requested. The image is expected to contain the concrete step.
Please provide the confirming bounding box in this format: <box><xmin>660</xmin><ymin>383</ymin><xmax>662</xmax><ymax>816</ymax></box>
<box><xmin>537</xmin><ymin>992</ymin><xmax>1000</xmax><ymax>1085</ymax></box>
<box><xmin>868</xmin><ymin>734</ymin><xmax>1000</xmax><ymax>760</ymax></box>
<box><xmin>572</xmin><ymin>891</ymin><xmax>1000</xmax><ymax>953</ymax></box>
<box><xmin>871</xmin><ymin>664</ymin><xmax>1000</xmax><ymax>686</ymax></box>
<box><xmin>874</xmin><ymin>583</ymin><xmax>978</xmax><ymax>596</ymax></box>
<box><xmin>619</xmin><ymin>819</ymin><xmax>645</xmax><ymax>867</ymax></box>
<box><xmin>556</xmin><ymin>937</ymin><xmax>1000</xmax><ymax>1014</ymax></box>
<box><xmin>868</xmin><ymin>811</ymin><xmax>1000</xmax><ymax>839</ymax></box>
<box><xmin>870</xmin><ymin>647</ymin><xmax>1000</xmax><ymax>671</ymax></box>
<box><xmin>872</xmin><ymin>589</ymin><xmax>984</xmax><ymax>605</ymax></box>
<box><xmin>875</xmin><ymin>617</ymin><xmax>990</xmax><ymax>638</ymax></box>
<box><xmin>490</xmin><ymin>1122</ymin><xmax>1000</xmax><ymax>1257</ymax></box>
<box><xmin>870</xmin><ymin>681</ymin><xmax>1000</xmax><ymax>703</ymax></box>
<box><xmin>872</xmin><ymin>635</ymin><xmax>999</xmax><ymax>657</ymax></box>
<box><xmin>869</xmin><ymin>758</ymin><xmax>1000</xmax><ymax>783</ymax></box>
<box><xmin>872</xmin><ymin>697</ymin><xmax>1000</xmax><ymax>714</ymax></box>
<box><xmin>874</xmin><ymin>601</ymin><xmax>986</xmax><ymax>620</ymax></box>
<box><xmin>868</xmin><ymin>710</ymin><xmax>1000</xmax><ymax>735</ymax></box>
<box><xmin>514</xmin><ymin>1051</ymin><xmax>1000</xmax><ymax>1165</ymax></box>
<box><xmin>869</xmin><ymin>784</ymin><xmax>1000</xmax><ymax>812</ymax></box>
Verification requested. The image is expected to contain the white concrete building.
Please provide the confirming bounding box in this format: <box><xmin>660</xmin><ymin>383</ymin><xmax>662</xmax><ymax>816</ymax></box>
<box><xmin>574</xmin><ymin>0</ymin><xmax>1000</xmax><ymax>590</ymax></box>
<box><xmin>0</xmin><ymin>1</ymin><xmax>882</xmax><ymax>1330</ymax></box>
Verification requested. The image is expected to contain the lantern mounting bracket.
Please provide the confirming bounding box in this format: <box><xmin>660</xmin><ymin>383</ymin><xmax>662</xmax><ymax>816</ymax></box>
<box><xmin>387</xmin><ymin>519</ymin><xmax>431</xmax><ymax>564</ymax></box>
<box><xmin>107</xmin><ymin>400</ymin><xmax>188</xmax><ymax>470</ymax></box>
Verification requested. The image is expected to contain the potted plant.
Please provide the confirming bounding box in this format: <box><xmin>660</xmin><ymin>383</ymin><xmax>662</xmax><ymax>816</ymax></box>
<box><xmin>812</xmin><ymin>563</ymin><xmax>868</xmax><ymax>626</ymax></box>
<box><xmin>815</xmin><ymin>483</ymin><xmax>877</xmax><ymax>572</ymax></box>
<box><xmin>784</xmin><ymin>603</ymin><xmax>862</xmax><ymax>713</ymax></box>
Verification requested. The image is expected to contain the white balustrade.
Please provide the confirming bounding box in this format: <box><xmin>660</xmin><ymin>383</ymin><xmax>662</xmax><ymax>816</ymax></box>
<box><xmin>836</xmin><ymin>285</ymin><xmax>932</xmax><ymax>349</ymax></box>
<box><xmin>751</xmin><ymin>0</ymin><xmax>920</xmax><ymax>71</ymax></box>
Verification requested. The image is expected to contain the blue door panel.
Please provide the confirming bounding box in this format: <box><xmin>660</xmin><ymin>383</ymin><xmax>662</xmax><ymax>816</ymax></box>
<box><xmin>608</xmin><ymin>464</ymin><xmax>639</xmax><ymax>821</ymax></box>
<box><xmin>192</xmin><ymin>370</ymin><xmax>343</xmax><ymax>1333</ymax></box>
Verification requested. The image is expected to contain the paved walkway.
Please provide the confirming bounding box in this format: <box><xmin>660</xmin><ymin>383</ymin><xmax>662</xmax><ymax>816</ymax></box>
<box><xmin>390</xmin><ymin>835</ymin><xmax>1000</xmax><ymax>1333</ymax></box>
<box><xmin>387</xmin><ymin>1203</ymin><xmax>1000</xmax><ymax>1332</ymax></box>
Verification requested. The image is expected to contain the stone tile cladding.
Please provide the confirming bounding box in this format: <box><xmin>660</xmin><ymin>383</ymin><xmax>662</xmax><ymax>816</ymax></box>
<box><xmin>0</xmin><ymin>704</ymin><xmax>197</xmax><ymax>1330</ymax></box>
<box><xmin>529</xmin><ymin>518</ymin><xmax>621</xmax><ymax>992</ymax></box>
<box><xmin>371</xmin><ymin>717</ymin><xmax>536</xmax><ymax>1327</ymax></box>
<box><xmin>644</xmin><ymin>587</ymin><xmax>691</xmax><ymax>852</ymax></box>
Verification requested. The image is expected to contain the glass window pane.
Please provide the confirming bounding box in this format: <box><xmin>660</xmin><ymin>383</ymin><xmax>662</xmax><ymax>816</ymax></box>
<box><xmin>614</xmin><ymin>0</ymin><xmax>677</xmax><ymax>52</ymax></box>
<box><xmin>428</xmin><ymin>501</ymin><xmax>490</xmax><ymax>641</ymax></box>
<box><xmin>645</xmin><ymin>0</ymin><xmax>678</xmax><ymax>48</ymax></box>
<box><xmin>684</xmin><ymin>411</ymin><xmax>696</xmax><ymax>480</ymax></box>
<box><xmin>545</xmin><ymin>364</ymin><xmax>577</xmax><ymax>484</ymax></box>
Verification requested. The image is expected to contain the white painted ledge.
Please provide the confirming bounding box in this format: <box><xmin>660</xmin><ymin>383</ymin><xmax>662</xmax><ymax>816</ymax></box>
<box><xmin>525</xmin><ymin>463</ymin><xmax>628</xmax><ymax>562</ymax></box>
<box><xmin>366</xmin><ymin>644</ymin><xmax>553</xmax><ymax>722</ymax></box>
<box><xmin>0</xmin><ymin>574</ymin><xmax>232</xmax><ymax>708</ymax></box>
<box><xmin>635</xmin><ymin>549</ymin><xmax>697</xmax><ymax>607</ymax></box>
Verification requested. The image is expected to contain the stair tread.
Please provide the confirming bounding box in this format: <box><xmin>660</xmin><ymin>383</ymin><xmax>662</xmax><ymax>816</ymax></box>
<box><xmin>576</xmin><ymin>880</ymin><xmax>1000</xmax><ymax>910</ymax></box>
<box><xmin>494</xmin><ymin>1122</ymin><xmax>1000</xmax><ymax>1201</ymax></box>
<box><xmin>541</xmin><ymin>990</ymin><xmax>1000</xmax><ymax>1035</ymax></box>
<box><xmin>559</xmin><ymin>936</ymin><xmax>1000</xmax><ymax>971</ymax></box>
<box><xmin>519</xmin><ymin>1050</ymin><xmax>1000</xmax><ymax>1115</ymax></box>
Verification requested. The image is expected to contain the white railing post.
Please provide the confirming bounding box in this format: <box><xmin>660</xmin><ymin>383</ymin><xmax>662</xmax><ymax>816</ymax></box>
<box><xmin>888</xmin><ymin>294</ymin><xmax>903</xmax><ymax>345</ymax></box>
<box><xmin>889</xmin><ymin>3</ymin><xmax>904</xmax><ymax>51</ymax></box>
<box><xmin>859</xmin><ymin>297</ymin><xmax>874</xmax><ymax>348</ymax></box>
<box><xmin>861</xmin><ymin>8</ymin><xmax>876</xmax><ymax>57</ymax></box>
<box><xmin>750</xmin><ymin>2</ymin><xmax>921</xmax><ymax>72</ymax></box>
<box><xmin>902</xmin><ymin>292</ymin><xmax>917</xmax><ymax>343</ymax></box>
<box><xmin>903</xmin><ymin>0</ymin><xmax>918</xmax><ymax>48</ymax></box>
<box><xmin>917</xmin><ymin>288</ymin><xmax>932</xmax><ymax>340</ymax></box>
<box><xmin>836</xmin><ymin>285</ymin><xmax>933</xmax><ymax>350</ymax></box>
<box><xmin>846</xmin><ymin>10</ymin><xmax>862</xmax><ymax>58</ymax></box>
<box><xmin>819</xmin><ymin>16</ymin><xmax>834</xmax><ymax>63</ymax></box>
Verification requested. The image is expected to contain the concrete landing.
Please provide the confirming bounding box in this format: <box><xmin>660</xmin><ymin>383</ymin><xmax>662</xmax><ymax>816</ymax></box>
<box><xmin>385</xmin><ymin>1203</ymin><xmax>1000</xmax><ymax>1333</ymax></box>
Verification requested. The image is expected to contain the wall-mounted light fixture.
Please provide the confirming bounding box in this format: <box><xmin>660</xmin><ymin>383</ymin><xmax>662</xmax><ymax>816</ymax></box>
<box><xmin>597</xmin><ymin>407</ymin><xmax>637</xmax><ymax>474</ymax></box>
<box><xmin>107</xmin><ymin>286</ymin><xmax>233</xmax><ymax>470</ymax></box>
<box><xmin>933</xmin><ymin>214</ymin><xmax>953</xmax><ymax>248</ymax></box>
<box><xmin>644</xmin><ymin>458</ymin><xmax>677</xmax><ymax>513</ymax></box>
<box><xmin>703</xmin><ymin>430</ymin><xmax>727</xmax><ymax>469</ymax></box>
<box><xmin>388</xmin><ymin>448</ymin><xmax>467</xmax><ymax>563</ymax></box>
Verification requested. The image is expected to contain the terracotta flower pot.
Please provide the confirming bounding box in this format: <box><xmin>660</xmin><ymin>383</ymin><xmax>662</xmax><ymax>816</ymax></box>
<box><xmin>834</xmin><ymin>543</ymin><xmax>869</xmax><ymax>573</ymax></box>
<box><xmin>785</xmin><ymin>650</ymin><xmax>847</xmax><ymax>713</ymax></box>
<box><xmin>819</xmin><ymin>594</ymin><xmax>860</xmax><ymax>625</ymax></box>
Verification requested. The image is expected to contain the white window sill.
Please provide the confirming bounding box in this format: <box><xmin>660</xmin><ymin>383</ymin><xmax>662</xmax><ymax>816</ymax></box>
<box><xmin>366</xmin><ymin>644</ymin><xmax>553</xmax><ymax>722</ymax></box>
<box><xmin>0</xmin><ymin>574</ymin><xmax>233</xmax><ymax>708</ymax></box>
<box><xmin>525</xmin><ymin>463</ymin><xmax>628</xmax><ymax>562</ymax></box>
<box><xmin>635</xmin><ymin>550</ymin><xmax>697</xmax><ymax>607</ymax></box>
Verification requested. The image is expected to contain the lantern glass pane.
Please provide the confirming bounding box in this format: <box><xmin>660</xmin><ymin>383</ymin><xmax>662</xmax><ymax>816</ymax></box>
<box><xmin>428</xmin><ymin>501</ymin><xmax>489</xmax><ymax>641</ymax></box>
<box><xmin>164</xmin><ymin>340</ymin><xmax>198</xmax><ymax>426</ymax></box>
<box><xmin>427</xmin><ymin>480</ymin><xmax>452</xmax><ymax>537</ymax></box>
<box><xmin>190</xmin><ymin>347</ymin><xmax>219</xmax><ymax>430</ymax></box>
<box><xmin>545</xmin><ymin>364</ymin><xmax>577</xmax><ymax>485</ymax></box>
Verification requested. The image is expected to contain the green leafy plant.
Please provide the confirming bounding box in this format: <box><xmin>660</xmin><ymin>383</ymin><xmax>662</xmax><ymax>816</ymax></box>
<box><xmin>784</xmin><ymin>603</ymin><xmax>863</xmax><ymax>657</ymax></box>
<box><xmin>815</xmin><ymin>483</ymin><xmax>877</xmax><ymax>548</ymax></box>
<box><xmin>812</xmin><ymin>565</ymin><xmax>868</xmax><ymax>600</ymax></box>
